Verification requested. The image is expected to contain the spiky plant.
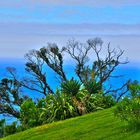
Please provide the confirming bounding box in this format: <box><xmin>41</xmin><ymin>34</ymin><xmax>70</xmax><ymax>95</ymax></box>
<box><xmin>84</xmin><ymin>80</ymin><xmax>102</xmax><ymax>95</ymax></box>
<box><xmin>61</xmin><ymin>78</ymin><xmax>81</xmax><ymax>96</ymax></box>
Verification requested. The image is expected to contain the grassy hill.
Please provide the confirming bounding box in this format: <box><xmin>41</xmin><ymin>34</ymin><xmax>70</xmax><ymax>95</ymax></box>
<box><xmin>1</xmin><ymin>107</ymin><xmax>140</xmax><ymax>140</ymax></box>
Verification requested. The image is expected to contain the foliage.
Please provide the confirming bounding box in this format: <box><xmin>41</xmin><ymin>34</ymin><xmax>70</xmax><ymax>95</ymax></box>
<box><xmin>20</xmin><ymin>90</ymin><xmax>77</xmax><ymax>128</ymax></box>
<box><xmin>20</xmin><ymin>99</ymin><xmax>45</xmax><ymax>129</ymax></box>
<box><xmin>73</xmin><ymin>89</ymin><xmax>115</xmax><ymax>115</ymax></box>
<box><xmin>114</xmin><ymin>97</ymin><xmax>140</xmax><ymax>130</ymax></box>
<box><xmin>84</xmin><ymin>80</ymin><xmax>102</xmax><ymax>95</ymax></box>
<box><xmin>91</xmin><ymin>94</ymin><xmax>116</xmax><ymax>109</ymax></box>
<box><xmin>0</xmin><ymin>120</ymin><xmax>18</xmax><ymax>137</ymax></box>
<box><xmin>128</xmin><ymin>80</ymin><xmax>140</xmax><ymax>98</ymax></box>
<box><xmin>44</xmin><ymin>89</ymin><xmax>76</xmax><ymax>122</ymax></box>
<box><xmin>4</xmin><ymin>122</ymin><xmax>17</xmax><ymax>136</ymax></box>
<box><xmin>19</xmin><ymin>86</ymin><xmax>116</xmax><ymax>129</ymax></box>
<box><xmin>23</xmin><ymin>44</ymin><xmax>67</xmax><ymax>95</ymax></box>
<box><xmin>61</xmin><ymin>78</ymin><xmax>81</xmax><ymax>96</ymax></box>
<box><xmin>114</xmin><ymin>81</ymin><xmax>140</xmax><ymax>130</ymax></box>
<box><xmin>0</xmin><ymin>119</ymin><xmax>5</xmax><ymax>137</ymax></box>
<box><xmin>0</xmin><ymin>67</ymin><xmax>28</xmax><ymax>118</ymax></box>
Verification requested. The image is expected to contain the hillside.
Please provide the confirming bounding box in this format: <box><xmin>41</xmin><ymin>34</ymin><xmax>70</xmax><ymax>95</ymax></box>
<box><xmin>1</xmin><ymin>108</ymin><xmax>140</xmax><ymax>140</ymax></box>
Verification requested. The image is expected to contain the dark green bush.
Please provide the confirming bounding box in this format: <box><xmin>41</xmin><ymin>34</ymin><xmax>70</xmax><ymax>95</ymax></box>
<box><xmin>0</xmin><ymin>119</ymin><xmax>5</xmax><ymax>137</ymax></box>
<box><xmin>4</xmin><ymin>122</ymin><xmax>17</xmax><ymax>136</ymax></box>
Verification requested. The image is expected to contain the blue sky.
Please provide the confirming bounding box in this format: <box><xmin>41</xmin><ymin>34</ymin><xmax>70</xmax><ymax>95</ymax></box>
<box><xmin>0</xmin><ymin>0</ymin><xmax>140</xmax><ymax>63</ymax></box>
<box><xmin>0</xmin><ymin>5</ymin><xmax>140</xmax><ymax>24</ymax></box>
<box><xmin>0</xmin><ymin>2</ymin><xmax>140</xmax><ymax>24</ymax></box>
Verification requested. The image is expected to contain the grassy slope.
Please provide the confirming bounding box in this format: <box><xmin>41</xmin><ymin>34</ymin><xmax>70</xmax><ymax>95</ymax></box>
<box><xmin>1</xmin><ymin>108</ymin><xmax>140</xmax><ymax>140</ymax></box>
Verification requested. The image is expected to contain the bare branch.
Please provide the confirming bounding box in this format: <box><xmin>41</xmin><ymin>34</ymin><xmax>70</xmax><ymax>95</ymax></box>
<box><xmin>64</xmin><ymin>39</ymin><xmax>91</xmax><ymax>82</ymax></box>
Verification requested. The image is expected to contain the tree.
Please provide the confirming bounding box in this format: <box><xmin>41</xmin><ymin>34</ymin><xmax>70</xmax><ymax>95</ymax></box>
<box><xmin>24</xmin><ymin>38</ymin><xmax>129</xmax><ymax>101</ymax></box>
<box><xmin>64</xmin><ymin>38</ymin><xmax>129</xmax><ymax>100</ymax></box>
<box><xmin>0</xmin><ymin>67</ymin><xmax>28</xmax><ymax>118</ymax></box>
<box><xmin>22</xmin><ymin>44</ymin><xmax>67</xmax><ymax>95</ymax></box>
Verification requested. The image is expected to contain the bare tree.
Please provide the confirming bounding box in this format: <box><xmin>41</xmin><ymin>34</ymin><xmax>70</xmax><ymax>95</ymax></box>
<box><xmin>63</xmin><ymin>39</ymin><xmax>91</xmax><ymax>83</ymax></box>
<box><xmin>87</xmin><ymin>38</ymin><xmax>128</xmax><ymax>86</ymax></box>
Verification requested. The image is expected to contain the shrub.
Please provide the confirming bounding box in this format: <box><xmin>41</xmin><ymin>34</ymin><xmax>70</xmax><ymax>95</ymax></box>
<box><xmin>44</xmin><ymin>89</ymin><xmax>77</xmax><ymax>122</ymax></box>
<box><xmin>74</xmin><ymin>89</ymin><xmax>97</xmax><ymax>114</ymax></box>
<box><xmin>114</xmin><ymin>97</ymin><xmax>140</xmax><ymax>130</ymax></box>
<box><xmin>0</xmin><ymin>119</ymin><xmax>5</xmax><ymax>137</ymax></box>
<box><xmin>114</xmin><ymin>81</ymin><xmax>140</xmax><ymax>130</ymax></box>
<box><xmin>129</xmin><ymin>80</ymin><xmax>140</xmax><ymax>98</ymax></box>
<box><xmin>75</xmin><ymin>89</ymin><xmax>115</xmax><ymax>114</ymax></box>
<box><xmin>19</xmin><ymin>86</ymin><xmax>116</xmax><ymax>131</ymax></box>
<box><xmin>4</xmin><ymin>122</ymin><xmax>17</xmax><ymax>136</ymax></box>
<box><xmin>92</xmin><ymin>94</ymin><xmax>116</xmax><ymax>109</ymax></box>
<box><xmin>0</xmin><ymin>120</ymin><xmax>18</xmax><ymax>137</ymax></box>
<box><xmin>20</xmin><ymin>99</ymin><xmax>46</xmax><ymax>129</ymax></box>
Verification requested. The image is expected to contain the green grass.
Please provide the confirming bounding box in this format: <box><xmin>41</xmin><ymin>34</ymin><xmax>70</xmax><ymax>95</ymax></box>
<box><xmin>1</xmin><ymin>108</ymin><xmax>140</xmax><ymax>140</ymax></box>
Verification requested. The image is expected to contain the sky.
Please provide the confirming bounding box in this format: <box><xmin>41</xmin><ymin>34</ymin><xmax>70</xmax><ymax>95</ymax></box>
<box><xmin>0</xmin><ymin>0</ymin><xmax>140</xmax><ymax>64</ymax></box>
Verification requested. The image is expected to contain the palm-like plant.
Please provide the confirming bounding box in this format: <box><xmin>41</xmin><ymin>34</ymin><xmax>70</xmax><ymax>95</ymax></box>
<box><xmin>84</xmin><ymin>80</ymin><xmax>101</xmax><ymax>95</ymax></box>
<box><xmin>61</xmin><ymin>78</ymin><xmax>81</xmax><ymax>96</ymax></box>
